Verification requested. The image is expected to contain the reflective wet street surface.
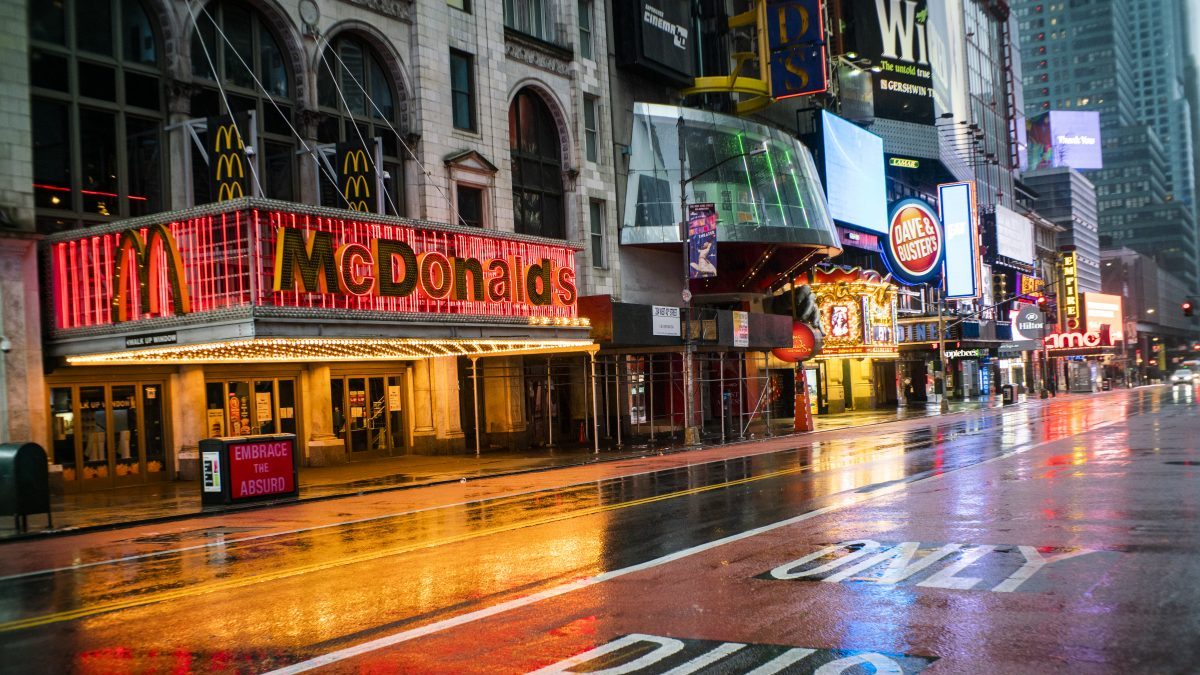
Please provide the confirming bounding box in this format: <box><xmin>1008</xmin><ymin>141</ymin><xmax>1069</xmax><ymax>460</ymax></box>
<box><xmin>2</xmin><ymin>386</ymin><xmax>1198</xmax><ymax>674</ymax></box>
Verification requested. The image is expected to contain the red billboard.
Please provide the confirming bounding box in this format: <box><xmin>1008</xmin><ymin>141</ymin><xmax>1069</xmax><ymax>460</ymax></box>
<box><xmin>228</xmin><ymin>438</ymin><xmax>296</xmax><ymax>500</ymax></box>
<box><xmin>48</xmin><ymin>204</ymin><xmax>580</xmax><ymax>331</ymax></box>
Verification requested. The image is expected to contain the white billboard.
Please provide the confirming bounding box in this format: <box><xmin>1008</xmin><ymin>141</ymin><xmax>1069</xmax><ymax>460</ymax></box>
<box><xmin>994</xmin><ymin>204</ymin><xmax>1034</xmax><ymax>265</ymax></box>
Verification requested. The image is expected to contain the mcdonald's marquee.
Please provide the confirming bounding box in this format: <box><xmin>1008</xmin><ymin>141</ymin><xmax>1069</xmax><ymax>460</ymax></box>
<box><xmin>44</xmin><ymin>199</ymin><xmax>591</xmax><ymax>363</ymax></box>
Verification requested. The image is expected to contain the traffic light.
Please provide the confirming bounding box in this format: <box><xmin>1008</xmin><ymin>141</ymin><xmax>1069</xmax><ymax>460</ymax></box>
<box><xmin>1184</xmin><ymin>300</ymin><xmax>1194</xmax><ymax>317</ymax></box>
<box><xmin>992</xmin><ymin>273</ymin><xmax>1008</xmax><ymax>302</ymax></box>
<box><xmin>1036</xmin><ymin>295</ymin><xmax>1049</xmax><ymax>311</ymax></box>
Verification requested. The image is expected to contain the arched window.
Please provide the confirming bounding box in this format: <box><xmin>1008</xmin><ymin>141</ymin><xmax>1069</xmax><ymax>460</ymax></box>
<box><xmin>29</xmin><ymin>0</ymin><xmax>165</xmax><ymax>231</ymax></box>
<box><xmin>316</xmin><ymin>34</ymin><xmax>405</xmax><ymax>215</ymax></box>
<box><xmin>189</xmin><ymin>1</ymin><xmax>296</xmax><ymax>203</ymax></box>
<box><xmin>509</xmin><ymin>89</ymin><xmax>564</xmax><ymax>239</ymax></box>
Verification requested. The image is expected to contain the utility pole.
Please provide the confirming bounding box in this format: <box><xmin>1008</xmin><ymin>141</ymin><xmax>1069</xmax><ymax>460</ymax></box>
<box><xmin>938</xmin><ymin>287</ymin><xmax>949</xmax><ymax>413</ymax></box>
<box><xmin>678</xmin><ymin>115</ymin><xmax>697</xmax><ymax>445</ymax></box>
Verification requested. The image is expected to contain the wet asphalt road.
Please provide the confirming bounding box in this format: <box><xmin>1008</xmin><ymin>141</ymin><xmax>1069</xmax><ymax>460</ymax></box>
<box><xmin>1</xmin><ymin>386</ymin><xmax>1197</xmax><ymax>674</ymax></box>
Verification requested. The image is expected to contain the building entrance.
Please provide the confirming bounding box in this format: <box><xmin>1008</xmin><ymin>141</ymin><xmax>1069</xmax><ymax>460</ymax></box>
<box><xmin>331</xmin><ymin>374</ymin><xmax>406</xmax><ymax>458</ymax></box>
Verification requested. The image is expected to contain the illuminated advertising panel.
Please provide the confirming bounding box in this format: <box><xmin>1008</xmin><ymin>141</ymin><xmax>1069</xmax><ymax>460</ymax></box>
<box><xmin>939</xmin><ymin>181</ymin><xmax>980</xmax><ymax>299</ymax></box>
<box><xmin>994</xmin><ymin>204</ymin><xmax>1034</xmax><ymax>265</ymax></box>
<box><xmin>766</xmin><ymin>0</ymin><xmax>828</xmax><ymax>99</ymax></box>
<box><xmin>1082</xmin><ymin>292</ymin><xmax>1124</xmax><ymax>343</ymax></box>
<box><xmin>822</xmin><ymin>111</ymin><xmax>887</xmax><ymax>235</ymax></box>
<box><xmin>810</xmin><ymin>266</ymin><xmax>897</xmax><ymax>358</ymax></box>
<box><xmin>49</xmin><ymin>205</ymin><xmax>580</xmax><ymax>331</ymax></box>
<box><xmin>882</xmin><ymin>199</ymin><xmax>943</xmax><ymax>285</ymax></box>
<box><xmin>1026</xmin><ymin>111</ymin><xmax>1103</xmax><ymax>171</ymax></box>
<box><xmin>843</xmin><ymin>0</ymin><xmax>933</xmax><ymax>124</ymax></box>
<box><xmin>614</xmin><ymin>0</ymin><xmax>695</xmax><ymax>86</ymax></box>
<box><xmin>1061</xmin><ymin>250</ymin><xmax>1080</xmax><ymax>327</ymax></box>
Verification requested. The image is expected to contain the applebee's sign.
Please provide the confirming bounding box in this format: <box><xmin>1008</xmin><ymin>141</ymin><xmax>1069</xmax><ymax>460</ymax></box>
<box><xmin>883</xmin><ymin>199</ymin><xmax>944</xmax><ymax>285</ymax></box>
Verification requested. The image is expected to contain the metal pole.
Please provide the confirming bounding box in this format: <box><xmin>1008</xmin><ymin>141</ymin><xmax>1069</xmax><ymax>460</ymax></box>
<box><xmin>668</xmin><ymin>354</ymin><xmax>676</xmax><ymax>439</ymax></box>
<box><xmin>615</xmin><ymin>357</ymin><xmax>623</xmax><ymax>447</ymax></box>
<box><xmin>546</xmin><ymin>358</ymin><xmax>553</xmax><ymax>447</ymax></box>
<box><xmin>738</xmin><ymin>355</ymin><xmax>746</xmax><ymax>440</ymax></box>
<box><xmin>648</xmin><ymin>356</ymin><xmax>656</xmax><ymax>442</ymax></box>
<box><xmin>590</xmin><ymin>353</ymin><xmax>599</xmax><ymax>454</ymax></box>
<box><xmin>678</xmin><ymin>115</ymin><xmax>698</xmax><ymax>446</ymax></box>
<box><xmin>763</xmin><ymin>352</ymin><xmax>773</xmax><ymax>436</ymax></box>
<box><xmin>938</xmin><ymin>287</ymin><xmax>950</xmax><ymax>413</ymax></box>
<box><xmin>719</xmin><ymin>352</ymin><xmax>726</xmax><ymax>443</ymax></box>
<box><xmin>602</xmin><ymin>357</ymin><xmax>610</xmax><ymax>439</ymax></box>
<box><xmin>471</xmin><ymin>357</ymin><xmax>481</xmax><ymax>457</ymax></box>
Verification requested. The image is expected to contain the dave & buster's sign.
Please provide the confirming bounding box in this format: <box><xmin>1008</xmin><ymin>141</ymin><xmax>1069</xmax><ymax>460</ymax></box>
<box><xmin>48</xmin><ymin>204</ymin><xmax>580</xmax><ymax>331</ymax></box>
<box><xmin>882</xmin><ymin>199</ymin><xmax>943</xmax><ymax>285</ymax></box>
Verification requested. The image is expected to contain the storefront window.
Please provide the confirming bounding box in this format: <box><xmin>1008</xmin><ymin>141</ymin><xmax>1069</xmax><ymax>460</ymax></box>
<box><xmin>331</xmin><ymin>374</ymin><xmax>404</xmax><ymax>455</ymax></box>
<box><xmin>50</xmin><ymin>388</ymin><xmax>76</xmax><ymax>481</ymax></box>
<box><xmin>142</xmin><ymin>384</ymin><xmax>166</xmax><ymax>473</ymax></box>
<box><xmin>111</xmin><ymin>385</ymin><xmax>140</xmax><ymax>477</ymax></box>
<box><xmin>205</xmin><ymin>378</ymin><xmax>296</xmax><ymax>438</ymax></box>
<box><xmin>254</xmin><ymin>380</ymin><xmax>276</xmax><ymax>434</ymax></box>
<box><xmin>79</xmin><ymin>386</ymin><xmax>108</xmax><ymax>481</ymax></box>
<box><xmin>278</xmin><ymin>380</ymin><xmax>297</xmax><ymax>434</ymax></box>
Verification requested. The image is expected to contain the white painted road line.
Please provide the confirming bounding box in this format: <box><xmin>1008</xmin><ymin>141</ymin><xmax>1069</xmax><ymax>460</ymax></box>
<box><xmin>264</xmin><ymin>417</ymin><xmax>1124</xmax><ymax>674</ymax></box>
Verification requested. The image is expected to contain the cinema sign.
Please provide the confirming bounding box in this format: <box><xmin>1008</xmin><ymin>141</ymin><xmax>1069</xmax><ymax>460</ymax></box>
<box><xmin>48</xmin><ymin>202</ymin><xmax>580</xmax><ymax>332</ymax></box>
<box><xmin>1044</xmin><ymin>330</ymin><xmax>1110</xmax><ymax>351</ymax></box>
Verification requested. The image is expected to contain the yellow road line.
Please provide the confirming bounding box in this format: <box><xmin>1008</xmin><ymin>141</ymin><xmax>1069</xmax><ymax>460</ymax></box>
<box><xmin>0</xmin><ymin>463</ymin><xmax>808</xmax><ymax>633</ymax></box>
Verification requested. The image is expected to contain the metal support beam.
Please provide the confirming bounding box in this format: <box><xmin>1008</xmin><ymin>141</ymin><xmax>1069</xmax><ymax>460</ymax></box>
<box><xmin>470</xmin><ymin>356</ymin><xmax>481</xmax><ymax>457</ymax></box>
<box><xmin>590</xmin><ymin>353</ymin><xmax>599</xmax><ymax>454</ymax></box>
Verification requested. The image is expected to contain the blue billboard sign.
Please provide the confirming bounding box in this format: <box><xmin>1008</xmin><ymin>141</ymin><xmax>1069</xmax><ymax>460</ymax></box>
<box><xmin>822</xmin><ymin>111</ymin><xmax>887</xmax><ymax>235</ymax></box>
<box><xmin>938</xmin><ymin>181</ymin><xmax>980</xmax><ymax>299</ymax></box>
<box><xmin>766</xmin><ymin>0</ymin><xmax>827</xmax><ymax>99</ymax></box>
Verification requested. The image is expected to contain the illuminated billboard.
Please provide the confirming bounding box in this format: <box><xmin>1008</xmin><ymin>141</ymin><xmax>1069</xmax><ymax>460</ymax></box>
<box><xmin>939</xmin><ymin>181</ymin><xmax>980</xmax><ymax>299</ymax></box>
<box><xmin>842</xmin><ymin>0</ymin><xmax>933</xmax><ymax>124</ymax></box>
<box><xmin>1082</xmin><ymin>292</ymin><xmax>1124</xmax><ymax>343</ymax></box>
<box><xmin>822</xmin><ymin>110</ymin><xmax>887</xmax><ymax>235</ymax></box>
<box><xmin>1026</xmin><ymin>111</ymin><xmax>1103</xmax><ymax>171</ymax></box>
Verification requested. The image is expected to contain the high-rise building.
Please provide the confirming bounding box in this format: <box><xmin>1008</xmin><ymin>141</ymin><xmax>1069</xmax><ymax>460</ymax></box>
<box><xmin>1022</xmin><ymin>167</ymin><xmax>1101</xmax><ymax>293</ymax></box>
<box><xmin>1014</xmin><ymin>0</ymin><xmax>1199</xmax><ymax>288</ymax></box>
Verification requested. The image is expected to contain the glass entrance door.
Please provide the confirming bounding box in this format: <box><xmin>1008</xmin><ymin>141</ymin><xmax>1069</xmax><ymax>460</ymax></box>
<box><xmin>49</xmin><ymin>381</ymin><xmax>169</xmax><ymax>491</ymax></box>
<box><xmin>331</xmin><ymin>374</ymin><xmax>404</xmax><ymax>458</ymax></box>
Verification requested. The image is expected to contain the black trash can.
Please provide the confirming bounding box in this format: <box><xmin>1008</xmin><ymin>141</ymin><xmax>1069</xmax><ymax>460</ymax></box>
<box><xmin>0</xmin><ymin>442</ymin><xmax>52</xmax><ymax>532</ymax></box>
<box><xmin>1001</xmin><ymin>384</ymin><xmax>1015</xmax><ymax>406</ymax></box>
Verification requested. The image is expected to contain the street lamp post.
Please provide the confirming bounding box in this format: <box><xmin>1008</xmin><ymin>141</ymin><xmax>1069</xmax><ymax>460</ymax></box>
<box><xmin>677</xmin><ymin>115</ymin><xmax>766</xmax><ymax>445</ymax></box>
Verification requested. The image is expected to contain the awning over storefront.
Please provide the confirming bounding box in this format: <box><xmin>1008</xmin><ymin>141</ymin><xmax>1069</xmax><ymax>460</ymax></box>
<box><xmin>43</xmin><ymin>199</ymin><xmax>592</xmax><ymax>361</ymax></box>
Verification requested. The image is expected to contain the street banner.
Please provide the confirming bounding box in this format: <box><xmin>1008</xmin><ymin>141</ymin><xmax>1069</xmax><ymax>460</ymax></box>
<box><xmin>687</xmin><ymin>203</ymin><xmax>718</xmax><ymax>279</ymax></box>
<box><xmin>207</xmin><ymin>112</ymin><xmax>252</xmax><ymax>203</ymax></box>
<box><xmin>336</xmin><ymin>140</ymin><xmax>377</xmax><ymax>213</ymax></box>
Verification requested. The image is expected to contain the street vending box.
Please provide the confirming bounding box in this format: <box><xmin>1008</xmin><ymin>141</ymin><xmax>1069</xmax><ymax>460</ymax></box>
<box><xmin>200</xmin><ymin>434</ymin><xmax>299</xmax><ymax>506</ymax></box>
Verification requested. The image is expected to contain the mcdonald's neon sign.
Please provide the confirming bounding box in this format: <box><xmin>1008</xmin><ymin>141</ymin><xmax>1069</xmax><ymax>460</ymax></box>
<box><xmin>210</xmin><ymin>114</ymin><xmax>250</xmax><ymax>204</ymax></box>
<box><xmin>49</xmin><ymin>204</ymin><xmax>582</xmax><ymax>332</ymax></box>
<box><xmin>109</xmin><ymin>224</ymin><xmax>191</xmax><ymax>322</ymax></box>
<box><xmin>337</xmin><ymin>141</ymin><xmax>377</xmax><ymax>213</ymax></box>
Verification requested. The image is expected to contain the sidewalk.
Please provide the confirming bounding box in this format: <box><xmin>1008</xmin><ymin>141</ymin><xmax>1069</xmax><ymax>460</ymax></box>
<box><xmin>0</xmin><ymin>393</ymin><xmax>1055</xmax><ymax>540</ymax></box>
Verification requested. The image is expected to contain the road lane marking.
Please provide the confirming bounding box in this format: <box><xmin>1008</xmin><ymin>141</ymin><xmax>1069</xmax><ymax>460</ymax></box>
<box><xmin>263</xmin><ymin>417</ymin><xmax>1124</xmax><ymax>674</ymax></box>
<box><xmin>0</xmin><ymin>391</ymin><xmax>1104</xmax><ymax>581</ymax></box>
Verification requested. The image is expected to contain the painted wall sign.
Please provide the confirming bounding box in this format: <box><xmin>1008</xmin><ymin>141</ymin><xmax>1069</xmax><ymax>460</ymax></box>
<box><xmin>772</xmin><ymin>321</ymin><xmax>821</xmax><ymax>362</ymax></box>
<box><xmin>228</xmin><ymin>438</ymin><xmax>296</xmax><ymax>500</ymax></box>
<box><xmin>883</xmin><ymin>199</ymin><xmax>943</xmax><ymax>286</ymax></box>
<box><xmin>534</xmin><ymin>633</ymin><xmax>936</xmax><ymax>674</ymax></box>
<box><xmin>939</xmin><ymin>181</ymin><xmax>980</xmax><ymax>299</ymax></box>
<box><xmin>651</xmin><ymin>305</ymin><xmax>681</xmax><ymax>337</ymax></box>
<box><xmin>761</xmin><ymin>539</ymin><xmax>1097</xmax><ymax>592</ymax></box>
<box><xmin>49</xmin><ymin>205</ymin><xmax>580</xmax><ymax>331</ymax></box>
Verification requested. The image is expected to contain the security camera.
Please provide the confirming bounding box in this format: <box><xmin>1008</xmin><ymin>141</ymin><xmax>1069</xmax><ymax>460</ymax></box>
<box><xmin>0</xmin><ymin>337</ymin><xmax>11</xmax><ymax>354</ymax></box>
<box><xmin>244</xmin><ymin>145</ymin><xmax>257</xmax><ymax>157</ymax></box>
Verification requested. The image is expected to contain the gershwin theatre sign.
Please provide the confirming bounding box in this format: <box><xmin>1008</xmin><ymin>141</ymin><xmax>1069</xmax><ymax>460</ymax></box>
<box><xmin>48</xmin><ymin>202</ymin><xmax>580</xmax><ymax>331</ymax></box>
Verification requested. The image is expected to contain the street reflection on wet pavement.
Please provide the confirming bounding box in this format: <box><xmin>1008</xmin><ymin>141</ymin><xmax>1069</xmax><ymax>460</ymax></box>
<box><xmin>2</xmin><ymin>386</ymin><xmax>1197</xmax><ymax>674</ymax></box>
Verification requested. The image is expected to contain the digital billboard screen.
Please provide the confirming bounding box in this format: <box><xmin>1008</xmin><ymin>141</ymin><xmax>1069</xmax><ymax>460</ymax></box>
<box><xmin>1027</xmin><ymin>111</ymin><xmax>1103</xmax><ymax>171</ymax></box>
<box><xmin>822</xmin><ymin>110</ymin><xmax>887</xmax><ymax>235</ymax></box>
<box><xmin>1082</xmin><ymin>292</ymin><xmax>1124</xmax><ymax>343</ymax></box>
<box><xmin>939</xmin><ymin>181</ymin><xmax>980</xmax><ymax>299</ymax></box>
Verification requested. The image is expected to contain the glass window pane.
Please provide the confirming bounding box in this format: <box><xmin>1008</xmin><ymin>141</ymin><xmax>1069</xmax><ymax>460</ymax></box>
<box><xmin>50</xmin><ymin>387</ymin><xmax>76</xmax><ymax>480</ymax></box>
<box><xmin>76</xmin><ymin>0</ymin><xmax>114</xmax><ymax>56</ymax></box>
<box><xmin>223</xmin><ymin>4</ymin><xmax>255</xmax><ymax>88</ymax></box>
<box><xmin>254</xmin><ymin>380</ymin><xmax>276</xmax><ymax>434</ymax></box>
<box><xmin>331</xmin><ymin>379</ymin><xmax>346</xmax><ymax>437</ymax></box>
<box><xmin>125</xmin><ymin>71</ymin><xmax>161</xmax><ymax>110</ymax></box>
<box><xmin>122</xmin><ymin>0</ymin><xmax>157</xmax><ymax>64</ymax></box>
<box><xmin>32</xmin><ymin>99</ymin><xmax>71</xmax><ymax>210</ymax></box>
<box><xmin>368</xmin><ymin>377</ymin><xmax>387</xmax><ymax>452</ymax></box>
<box><xmin>31</xmin><ymin>0</ymin><xmax>66</xmax><ymax>44</ymax></box>
<box><xmin>191</xmin><ymin>14</ymin><xmax>216</xmax><ymax>79</ymax></box>
<box><xmin>578</xmin><ymin>0</ymin><xmax>592</xmax><ymax>60</ymax></box>
<box><xmin>205</xmin><ymin>382</ymin><xmax>227</xmax><ymax>437</ymax></box>
<box><xmin>260</xmin><ymin>24</ymin><xmax>289</xmax><ymax>97</ymax></box>
<box><xmin>142</xmin><ymin>384</ymin><xmax>166</xmax><ymax>473</ymax></box>
<box><xmin>278</xmin><ymin>380</ymin><xmax>296</xmax><ymax>434</ymax></box>
<box><xmin>264</xmin><ymin>141</ymin><xmax>294</xmax><ymax>201</ymax></box>
<box><xmin>340</xmin><ymin>40</ymin><xmax>366</xmax><ymax>116</ymax></box>
<box><xmin>387</xmin><ymin>375</ymin><xmax>403</xmax><ymax>449</ymax></box>
<box><xmin>80</xmin><ymin>386</ymin><xmax>108</xmax><ymax>479</ymax></box>
<box><xmin>369</xmin><ymin>56</ymin><xmax>394</xmax><ymax>121</ymax></box>
<box><xmin>590</xmin><ymin>200</ymin><xmax>604</xmax><ymax>267</ymax></box>
<box><xmin>317</xmin><ymin>54</ymin><xmax>338</xmax><ymax>109</ymax></box>
<box><xmin>458</xmin><ymin>185</ymin><xmax>483</xmax><ymax>227</ymax></box>
<box><xmin>228</xmin><ymin>381</ymin><xmax>251</xmax><ymax>436</ymax></box>
<box><xmin>78</xmin><ymin>61</ymin><xmax>117</xmax><ymax>102</ymax></box>
<box><xmin>30</xmin><ymin>51</ymin><xmax>69</xmax><ymax>92</ymax></box>
<box><xmin>112</xmin><ymin>385</ymin><xmax>140</xmax><ymax>476</ymax></box>
<box><xmin>125</xmin><ymin>116</ymin><xmax>161</xmax><ymax>216</ymax></box>
<box><xmin>78</xmin><ymin>108</ymin><xmax>118</xmax><ymax>215</ymax></box>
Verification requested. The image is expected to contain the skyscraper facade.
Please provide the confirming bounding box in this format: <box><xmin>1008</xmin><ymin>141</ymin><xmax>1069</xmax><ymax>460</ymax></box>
<box><xmin>1015</xmin><ymin>0</ymin><xmax>1199</xmax><ymax>288</ymax></box>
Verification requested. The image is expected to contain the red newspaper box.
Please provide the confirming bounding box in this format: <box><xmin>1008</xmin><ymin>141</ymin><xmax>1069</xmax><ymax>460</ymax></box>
<box><xmin>200</xmin><ymin>434</ymin><xmax>299</xmax><ymax>506</ymax></box>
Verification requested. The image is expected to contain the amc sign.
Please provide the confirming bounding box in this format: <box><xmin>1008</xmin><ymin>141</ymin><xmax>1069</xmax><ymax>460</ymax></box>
<box><xmin>1044</xmin><ymin>330</ymin><xmax>1111</xmax><ymax>350</ymax></box>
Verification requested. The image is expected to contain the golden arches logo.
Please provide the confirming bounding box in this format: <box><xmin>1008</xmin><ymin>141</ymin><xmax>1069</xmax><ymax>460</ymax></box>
<box><xmin>343</xmin><ymin>149</ymin><xmax>370</xmax><ymax>175</ymax></box>
<box><xmin>215</xmin><ymin>153</ymin><xmax>244</xmax><ymax>181</ymax></box>
<box><xmin>212</xmin><ymin>122</ymin><xmax>245</xmax><ymax>152</ymax></box>
<box><xmin>110</xmin><ymin>224</ymin><xmax>192</xmax><ymax>323</ymax></box>
<box><xmin>217</xmin><ymin>182</ymin><xmax>245</xmax><ymax>201</ymax></box>
<box><xmin>344</xmin><ymin>174</ymin><xmax>371</xmax><ymax>212</ymax></box>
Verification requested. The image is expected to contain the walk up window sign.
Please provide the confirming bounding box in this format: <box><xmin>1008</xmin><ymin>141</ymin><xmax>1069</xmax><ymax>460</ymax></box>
<box><xmin>200</xmin><ymin>434</ymin><xmax>298</xmax><ymax>506</ymax></box>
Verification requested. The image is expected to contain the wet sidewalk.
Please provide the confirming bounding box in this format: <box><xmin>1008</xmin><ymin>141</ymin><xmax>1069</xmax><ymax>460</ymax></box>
<box><xmin>0</xmin><ymin>393</ymin><xmax>1066</xmax><ymax>539</ymax></box>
